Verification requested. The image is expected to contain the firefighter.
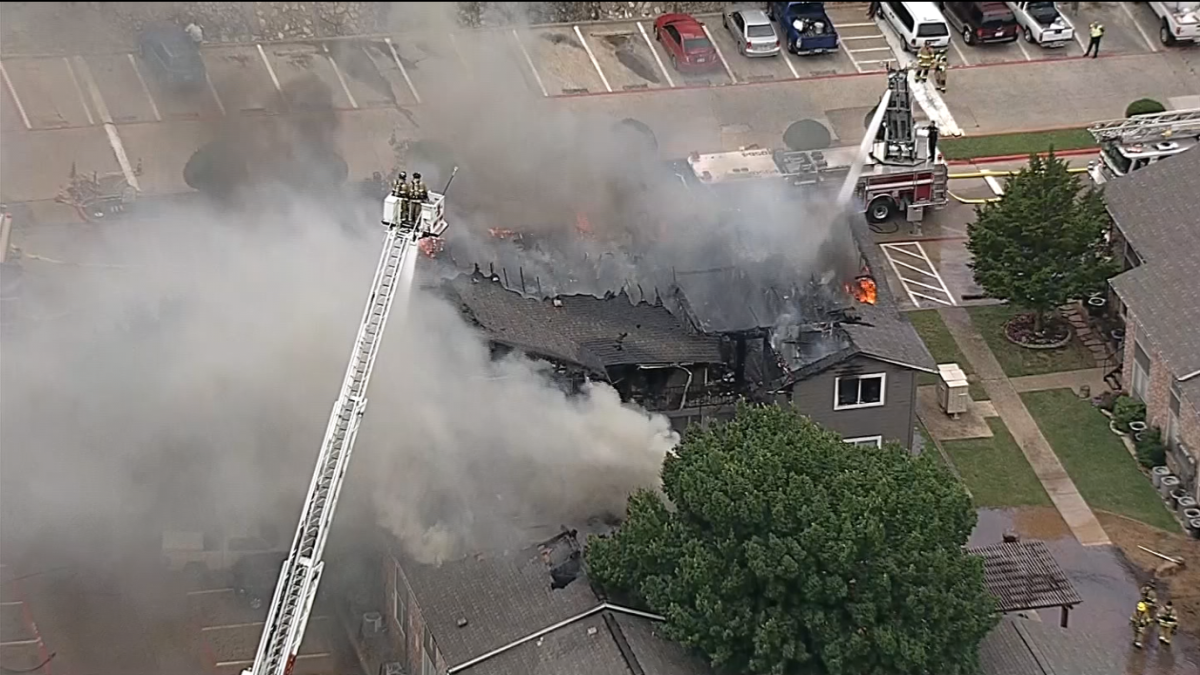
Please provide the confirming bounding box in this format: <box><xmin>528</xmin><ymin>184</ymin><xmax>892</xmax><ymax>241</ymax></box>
<box><xmin>933</xmin><ymin>50</ymin><xmax>949</xmax><ymax>93</ymax></box>
<box><xmin>1158</xmin><ymin>601</ymin><xmax>1178</xmax><ymax>645</ymax></box>
<box><xmin>1131</xmin><ymin>601</ymin><xmax>1154</xmax><ymax>648</ymax></box>
<box><xmin>926</xmin><ymin>123</ymin><xmax>940</xmax><ymax>161</ymax></box>
<box><xmin>391</xmin><ymin>171</ymin><xmax>410</xmax><ymax>223</ymax></box>
<box><xmin>1085</xmin><ymin>21</ymin><xmax>1104</xmax><ymax>58</ymax></box>
<box><xmin>915</xmin><ymin>43</ymin><xmax>934</xmax><ymax>83</ymax></box>
<box><xmin>1140</xmin><ymin>583</ymin><xmax>1158</xmax><ymax>607</ymax></box>
<box><xmin>408</xmin><ymin>172</ymin><xmax>427</xmax><ymax>223</ymax></box>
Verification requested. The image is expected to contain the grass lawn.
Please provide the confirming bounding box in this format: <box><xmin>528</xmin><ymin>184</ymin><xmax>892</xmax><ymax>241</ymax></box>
<box><xmin>908</xmin><ymin>310</ymin><xmax>990</xmax><ymax>400</ymax></box>
<box><xmin>1022</xmin><ymin>389</ymin><xmax>1178</xmax><ymax>531</ymax></box>
<box><xmin>966</xmin><ymin>304</ymin><xmax>1096</xmax><ymax>378</ymax></box>
<box><xmin>942</xmin><ymin>418</ymin><xmax>1051</xmax><ymax>508</ymax></box>
<box><xmin>939</xmin><ymin>128</ymin><xmax>1097</xmax><ymax>161</ymax></box>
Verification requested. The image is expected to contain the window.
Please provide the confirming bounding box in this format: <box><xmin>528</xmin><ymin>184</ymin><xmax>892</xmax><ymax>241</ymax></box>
<box><xmin>888</xmin><ymin>2</ymin><xmax>914</xmax><ymax>30</ymax></box>
<box><xmin>733</xmin><ymin>12</ymin><xmax>745</xmax><ymax>31</ymax></box>
<box><xmin>392</xmin><ymin>563</ymin><xmax>407</xmax><ymax>637</ymax></box>
<box><xmin>665</xmin><ymin>25</ymin><xmax>681</xmax><ymax>44</ymax></box>
<box><xmin>835</xmin><ymin>373</ymin><xmax>886</xmax><ymax>410</ymax></box>
<box><xmin>916</xmin><ymin>22</ymin><xmax>949</xmax><ymax>37</ymax></box>
<box><xmin>747</xmin><ymin>23</ymin><xmax>775</xmax><ymax>38</ymax></box>
<box><xmin>1167</xmin><ymin>380</ymin><xmax>1183</xmax><ymax>450</ymax></box>
<box><xmin>422</xmin><ymin>628</ymin><xmax>438</xmax><ymax>675</ymax></box>
<box><xmin>1132</xmin><ymin>340</ymin><xmax>1151</xmax><ymax>401</ymax></box>
<box><xmin>844</xmin><ymin>436</ymin><xmax>883</xmax><ymax>448</ymax></box>
<box><xmin>684</xmin><ymin>37</ymin><xmax>713</xmax><ymax>51</ymax></box>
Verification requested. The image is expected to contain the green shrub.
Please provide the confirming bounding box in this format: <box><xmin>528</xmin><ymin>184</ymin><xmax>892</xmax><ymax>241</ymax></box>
<box><xmin>1126</xmin><ymin>99</ymin><xmax>1167</xmax><ymax>117</ymax></box>
<box><xmin>1113</xmin><ymin>395</ymin><xmax>1147</xmax><ymax>433</ymax></box>
<box><xmin>1093</xmin><ymin>390</ymin><xmax>1119</xmax><ymax>412</ymax></box>
<box><xmin>1135</xmin><ymin>427</ymin><xmax>1167</xmax><ymax>468</ymax></box>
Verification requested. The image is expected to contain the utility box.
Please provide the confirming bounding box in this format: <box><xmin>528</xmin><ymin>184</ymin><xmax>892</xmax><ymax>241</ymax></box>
<box><xmin>937</xmin><ymin>364</ymin><xmax>971</xmax><ymax>416</ymax></box>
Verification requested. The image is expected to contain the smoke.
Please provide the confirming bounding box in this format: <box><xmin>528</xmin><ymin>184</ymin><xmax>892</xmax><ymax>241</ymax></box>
<box><xmin>0</xmin><ymin>189</ymin><xmax>677</xmax><ymax>568</ymax></box>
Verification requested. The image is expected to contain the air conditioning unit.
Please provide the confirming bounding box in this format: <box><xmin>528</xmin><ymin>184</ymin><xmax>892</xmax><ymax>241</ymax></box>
<box><xmin>937</xmin><ymin>363</ymin><xmax>970</xmax><ymax>417</ymax></box>
<box><xmin>362</xmin><ymin>611</ymin><xmax>385</xmax><ymax>636</ymax></box>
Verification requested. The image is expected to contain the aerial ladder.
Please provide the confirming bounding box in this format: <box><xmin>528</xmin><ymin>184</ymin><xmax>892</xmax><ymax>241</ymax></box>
<box><xmin>243</xmin><ymin>170</ymin><xmax>452</xmax><ymax>675</ymax></box>
<box><xmin>1085</xmin><ymin>108</ymin><xmax>1200</xmax><ymax>184</ymax></box>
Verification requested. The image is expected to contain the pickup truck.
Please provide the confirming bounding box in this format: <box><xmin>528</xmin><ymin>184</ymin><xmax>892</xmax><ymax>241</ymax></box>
<box><xmin>1148</xmin><ymin>1</ymin><xmax>1200</xmax><ymax>45</ymax></box>
<box><xmin>768</xmin><ymin>2</ymin><xmax>839</xmax><ymax>55</ymax></box>
<box><xmin>1007</xmin><ymin>2</ymin><xmax>1075</xmax><ymax>47</ymax></box>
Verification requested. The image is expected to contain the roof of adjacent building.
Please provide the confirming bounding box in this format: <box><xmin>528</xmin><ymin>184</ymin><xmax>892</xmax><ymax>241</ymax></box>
<box><xmin>1106</xmin><ymin>147</ymin><xmax>1200</xmax><ymax>402</ymax></box>
<box><xmin>970</xmin><ymin>541</ymin><xmax>1082</xmax><ymax>613</ymax></box>
<box><xmin>979</xmin><ymin>616</ymin><xmax>1124</xmax><ymax>675</ymax></box>
<box><xmin>443</xmin><ymin>273</ymin><xmax>725</xmax><ymax>374</ymax></box>
<box><xmin>395</xmin><ymin>530</ymin><xmax>714</xmax><ymax>675</ymax></box>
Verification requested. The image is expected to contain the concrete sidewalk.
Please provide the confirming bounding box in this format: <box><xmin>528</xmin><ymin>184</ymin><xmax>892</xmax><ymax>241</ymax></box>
<box><xmin>1009</xmin><ymin>368</ymin><xmax>1110</xmax><ymax>397</ymax></box>
<box><xmin>937</xmin><ymin>307</ymin><xmax>1111</xmax><ymax>547</ymax></box>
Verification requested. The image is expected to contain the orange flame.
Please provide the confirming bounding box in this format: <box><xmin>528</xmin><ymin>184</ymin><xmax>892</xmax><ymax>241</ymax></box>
<box><xmin>418</xmin><ymin>238</ymin><xmax>444</xmax><ymax>258</ymax></box>
<box><xmin>847</xmin><ymin>276</ymin><xmax>878</xmax><ymax>305</ymax></box>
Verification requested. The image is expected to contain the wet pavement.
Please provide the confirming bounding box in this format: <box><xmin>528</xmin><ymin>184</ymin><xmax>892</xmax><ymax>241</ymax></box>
<box><xmin>972</xmin><ymin>507</ymin><xmax>1200</xmax><ymax>675</ymax></box>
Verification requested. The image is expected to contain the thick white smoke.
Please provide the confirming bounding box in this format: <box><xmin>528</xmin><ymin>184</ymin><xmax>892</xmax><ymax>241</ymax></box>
<box><xmin>0</xmin><ymin>192</ymin><xmax>676</xmax><ymax>567</ymax></box>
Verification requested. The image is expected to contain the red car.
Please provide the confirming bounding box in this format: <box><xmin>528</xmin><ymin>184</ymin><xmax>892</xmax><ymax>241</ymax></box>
<box><xmin>654</xmin><ymin>13</ymin><xmax>720</xmax><ymax>74</ymax></box>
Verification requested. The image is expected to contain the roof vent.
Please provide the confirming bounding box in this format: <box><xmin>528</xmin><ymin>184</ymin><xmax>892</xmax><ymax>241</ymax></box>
<box><xmin>552</xmin><ymin>297</ymin><xmax>563</xmax><ymax>308</ymax></box>
<box><xmin>457</xmin><ymin>617</ymin><xmax>469</xmax><ymax>628</ymax></box>
<box><xmin>1154</xmin><ymin>141</ymin><xmax>1180</xmax><ymax>151</ymax></box>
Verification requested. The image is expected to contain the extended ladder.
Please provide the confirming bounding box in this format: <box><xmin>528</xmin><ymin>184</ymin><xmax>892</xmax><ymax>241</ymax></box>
<box><xmin>1087</xmin><ymin>108</ymin><xmax>1200</xmax><ymax>143</ymax></box>
<box><xmin>245</xmin><ymin>182</ymin><xmax>448</xmax><ymax>675</ymax></box>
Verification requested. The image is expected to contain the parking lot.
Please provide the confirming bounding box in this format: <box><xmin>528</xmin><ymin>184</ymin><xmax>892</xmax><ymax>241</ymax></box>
<box><xmin>187</xmin><ymin>586</ymin><xmax>338</xmax><ymax>675</ymax></box>
<box><xmin>0</xmin><ymin>567</ymin><xmax>50</xmax><ymax>675</ymax></box>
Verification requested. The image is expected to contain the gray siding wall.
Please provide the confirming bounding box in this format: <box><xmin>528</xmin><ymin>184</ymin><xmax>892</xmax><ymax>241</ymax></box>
<box><xmin>789</xmin><ymin>355</ymin><xmax>917</xmax><ymax>448</ymax></box>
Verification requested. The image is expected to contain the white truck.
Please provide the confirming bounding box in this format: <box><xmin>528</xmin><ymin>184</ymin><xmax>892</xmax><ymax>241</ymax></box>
<box><xmin>1085</xmin><ymin>108</ymin><xmax>1200</xmax><ymax>184</ymax></box>
<box><xmin>162</xmin><ymin>524</ymin><xmax>284</xmax><ymax>574</ymax></box>
<box><xmin>1148</xmin><ymin>1</ymin><xmax>1200</xmax><ymax>45</ymax></box>
<box><xmin>1008</xmin><ymin>2</ymin><xmax>1075</xmax><ymax>47</ymax></box>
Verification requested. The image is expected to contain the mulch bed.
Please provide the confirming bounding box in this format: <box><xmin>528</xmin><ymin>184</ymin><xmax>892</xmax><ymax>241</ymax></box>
<box><xmin>1004</xmin><ymin>312</ymin><xmax>1072</xmax><ymax>349</ymax></box>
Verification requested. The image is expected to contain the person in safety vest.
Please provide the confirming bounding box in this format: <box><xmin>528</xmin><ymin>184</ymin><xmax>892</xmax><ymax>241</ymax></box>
<box><xmin>1158</xmin><ymin>601</ymin><xmax>1178</xmax><ymax>646</ymax></box>
<box><xmin>1131</xmin><ymin>601</ymin><xmax>1154</xmax><ymax>648</ymax></box>
<box><xmin>1085</xmin><ymin>21</ymin><xmax>1104</xmax><ymax>58</ymax></box>
<box><xmin>915</xmin><ymin>43</ymin><xmax>934</xmax><ymax>82</ymax></box>
<box><xmin>933</xmin><ymin>50</ymin><xmax>948</xmax><ymax>93</ymax></box>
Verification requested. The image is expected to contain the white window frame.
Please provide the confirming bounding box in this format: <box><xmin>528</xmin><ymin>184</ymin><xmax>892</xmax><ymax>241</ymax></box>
<box><xmin>1167</xmin><ymin>380</ymin><xmax>1183</xmax><ymax>450</ymax></box>
<box><xmin>834</xmin><ymin>373</ymin><xmax>888</xmax><ymax>411</ymax></box>
<box><xmin>844</xmin><ymin>435</ymin><xmax>884</xmax><ymax>448</ymax></box>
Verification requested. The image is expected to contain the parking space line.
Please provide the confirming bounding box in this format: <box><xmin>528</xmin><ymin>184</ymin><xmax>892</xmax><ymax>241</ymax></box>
<box><xmin>511</xmin><ymin>29</ymin><xmax>549</xmax><ymax>97</ymax></box>
<box><xmin>322</xmin><ymin>45</ymin><xmax>359</xmax><ymax>109</ymax></box>
<box><xmin>201</xmin><ymin>621</ymin><xmax>265</xmax><ymax>631</ymax></box>
<box><xmin>1015</xmin><ymin>37</ymin><xmax>1034</xmax><ymax>61</ymax></box>
<box><xmin>574</xmin><ymin>25</ymin><xmax>613</xmax><ymax>93</ymax></box>
<box><xmin>65</xmin><ymin>56</ymin><xmax>95</xmax><ymax>125</ymax></box>
<box><xmin>885</xmin><ymin>244</ymin><xmax>926</xmax><ymax>260</ymax></box>
<box><xmin>850</xmin><ymin>46</ymin><xmax>893</xmax><ymax>53</ymax></box>
<box><xmin>902</xmin><ymin>277</ymin><xmax>952</xmax><ymax>293</ymax></box>
<box><xmin>950</xmin><ymin>38</ymin><xmax>971</xmax><ymax>67</ymax></box>
<box><xmin>0</xmin><ymin>61</ymin><xmax>31</xmax><ymax>129</ymax></box>
<box><xmin>856</xmin><ymin>58</ymin><xmax>895</xmax><ymax>65</ymax></box>
<box><xmin>839</xmin><ymin>40</ymin><xmax>867</xmax><ymax>73</ymax></box>
<box><xmin>0</xmin><ymin>638</ymin><xmax>40</xmax><ymax>647</ymax></box>
<box><xmin>842</xmin><ymin>35</ymin><xmax>886</xmax><ymax>41</ymax></box>
<box><xmin>637</xmin><ymin>21</ymin><xmax>675</xmax><ymax>87</ymax></box>
<box><xmin>256</xmin><ymin>44</ymin><xmax>283</xmax><ymax>94</ymax></box>
<box><xmin>205</xmin><ymin>71</ymin><xmax>226</xmax><ymax>116</ymax></box>
<box><xmin>891</xmin><ymin>257</ymin><xmax>940</xmax><ymax>277</ymax></box>
<box><xmin>984</xmin><ymin>175</ymin><xmax>1004</xmax><ymax>195</ymax></box>
<box><xmin>215</xmin><ymin>653</ymin><xmax>331</xmax><ymax>668</ymax></box>
<box><xmin>911</xmin><ymin>290</ymin><xmax>954</xmax><ymax>306</ymax></box>
<box><xmin>782</xmin><ymin>53</ymin><xmax>799</xmax><ymax>79</ymax></box>
<box><xmin>881</xmin><ymin>245</ymin><xmax>921</xmax><ymax>306</ymax></box>
<box><xmin>839</xmin><ymin>22</ymin><xmax>878</xmax><ymax>28</ymax></box>
<box><xmin>912</xmin><ymin>241</ymin><xmax>956</xmax><ymax>304</ymax></box>
<box><xmin>448</xmin><ymin>33</ymin><xmax>472</xmax><ymax>75</ymax></box>
<box><xmin>127</xmin><ymin>53</ymin><xmax>161</xmax><ymax>122</ymax></box>
<box><xmin>384</xmin><ymin>38</ymin><xmax>421</xmax><ymax>104</ymax></box>
<box><xmin>1073</xmin><ymin>28</ymin><xmax>1087</xmax><ymax>52</ymax></box>
<box><xmin>186</xmin><ymin>587</ymin><xmax>234</xmax><ymax>596</ymax></box>
<box><xmin>72</xmin><ymin>56</ymin><xmax>139</xmax><ymax>191</ymax></box>
<box><xmin>1120</xmin><ymin>3</ymin><xmax>1159</xmax><ymax>52</ymax></box>
<box><xmin>0</xmin><ymin>601</ymin><xmax>23</xmax><ymax>606</ymax></box>
<box><xmin>701</xmin><ymin>24</ymin><xmax>737</xmax><ymax>84</ymax></box>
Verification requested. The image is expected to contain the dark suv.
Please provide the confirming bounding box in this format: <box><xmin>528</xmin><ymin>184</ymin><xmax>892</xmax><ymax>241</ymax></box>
<box><xmin>940</xmin><ymin>2</ymin><xmax>1019</xmax><ymax>45</ymax></box>
<box><xmin>231</xmin><ymin>551</ymin><xmax>287</xmax><ymax>610</ymax></box>
<box><xmin>138</xmin><ymin>25</ymin><xmax>206</xmax><ymax>89</ymax></box>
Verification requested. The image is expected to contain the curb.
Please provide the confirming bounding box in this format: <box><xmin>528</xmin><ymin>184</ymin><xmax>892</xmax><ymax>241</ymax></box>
<box><xmin>945</xmin><ymin>146</ymin><xmax>1098</xmax><ymax>165</ymax></box>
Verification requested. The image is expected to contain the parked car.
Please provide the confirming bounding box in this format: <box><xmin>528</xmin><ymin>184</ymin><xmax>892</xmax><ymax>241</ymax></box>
<box><xmin>722</xmin><ymin>7</ymin><xmax>782</xmax><ymax>57</ymax></box>
<box><xmin>231</xmin><ymin>550</ymin><xmax>287</xmax><ymax>610</ymax></box>
<box><xmin>1007</xmin><ymin>2</ymin><xmax>1075</xmax><ymax>48</ymax></box>
<box><xmin>768</xmin><ymin>2</ymin><xmax>840</xmax><ymax>55</ymax></box>
<box><xmin>654</xmin><ymin>13</ymin><xmax>721</xmax><ymax>73</ymax></box>
<box><xmin>940</xmin><ymin>2</ymin><xmax>1019</xmax><ymax>44</ymax></box>
<box><xmin>1148</xmin><ymin>1</ymin><xmax>1200</xmax><ymax>45</ymax></box>
<box><xmin>879</xmin><ymin>1</ymin><xmax>952</xmax><ymax>51</ymax></box>
<box><xmin>138</xmin><ymin>24</ymin><xmax>206</xmax><ymax>89</ymax></box>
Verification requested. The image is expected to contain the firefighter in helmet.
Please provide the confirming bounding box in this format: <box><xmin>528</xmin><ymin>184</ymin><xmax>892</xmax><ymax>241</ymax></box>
<box><xmin>1158</xmin><ymin>601</ymin><xmax>1178</xmax><ymax>646</ymax></box>
<box><xmin>915</xmin><ymin>43</ymin><xmax>934</xmax><ymax>83</ymax></box>
<box><xmin>1131</xmin><ymin>601</ymin><xmax>1154</xmax><ymax>648</ymax></box>
<box><xmin>408</xmin><ymin>172</ymin><xmax>426</xmax><ymax>223</ymax></box>
<box><xmin>1140</xmin><ymin>583</ymin><xmax>1158</xmax><ymax>609</ymax></box>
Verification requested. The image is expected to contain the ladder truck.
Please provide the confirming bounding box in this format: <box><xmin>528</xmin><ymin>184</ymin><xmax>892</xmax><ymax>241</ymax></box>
<box><xmin>1086</xmin><ymin>108</ymin><xmax>1200</xmax><ymax>185</ymax></box>
<box><xmin>242</xmin><ymin>171</ymin><xmax>450</xmax><ymax>675</ymax></box>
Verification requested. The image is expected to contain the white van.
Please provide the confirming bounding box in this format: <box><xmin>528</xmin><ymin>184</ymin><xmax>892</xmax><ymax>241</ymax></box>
<box><xmin>880</xmin><ymin>1</ymin><xmax>951</xmax><ymax>51</ymax></box>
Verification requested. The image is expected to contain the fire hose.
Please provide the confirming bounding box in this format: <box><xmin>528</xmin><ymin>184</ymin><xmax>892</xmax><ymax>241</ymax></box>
<box><xmin>947</xmin><ymin>167</ymin><xmax>1089</xmax><ymax>204</ymax></box>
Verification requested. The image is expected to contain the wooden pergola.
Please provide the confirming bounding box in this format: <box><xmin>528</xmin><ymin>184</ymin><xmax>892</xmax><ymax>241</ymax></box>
<box><xmin>971</xmin><ymin>541</ymin><xmax>1083</xmax><ymax>628</ymax></box>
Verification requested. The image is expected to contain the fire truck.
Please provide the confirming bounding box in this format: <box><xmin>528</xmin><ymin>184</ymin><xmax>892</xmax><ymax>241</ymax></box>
<box><xmin>1086</xmin><ymin>108</ymin><xmax>1200</xmax><ymax>185</ymax></box>
<box><xmin>674</xmin><ymin>68</ymin><xmax>949</xmax><ymax>224</ymax></box>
